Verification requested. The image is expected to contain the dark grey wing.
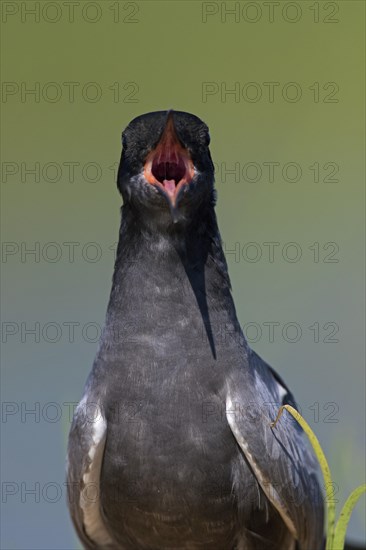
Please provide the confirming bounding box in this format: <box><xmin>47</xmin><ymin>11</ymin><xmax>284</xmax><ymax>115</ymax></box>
<box><xmin>66</xmin><ymin>396</ymin><xmax>117</xmax><ymax>550</ymax></box>
<box><xmin>226</xmin><ymin>349</ymin><xmax>324</xmax><ymax>550</ymax></box>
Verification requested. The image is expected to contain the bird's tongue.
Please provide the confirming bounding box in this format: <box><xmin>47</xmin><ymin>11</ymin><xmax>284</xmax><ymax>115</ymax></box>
<box><xmin>162</xmin><ymin>179</ymin><xmax>176</xmax><ymax>197</ymax></box>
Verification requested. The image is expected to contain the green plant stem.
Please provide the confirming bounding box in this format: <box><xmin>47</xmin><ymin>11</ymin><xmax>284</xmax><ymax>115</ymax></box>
<box><xmin>332</xmin><ymin>484</ymin><xmax>366</xmax><ymax>550</ymax></box>
<box><xmin>271</xmin><ymin>404</ymin><xmax>336</xmax><ymax>550</ymax></box>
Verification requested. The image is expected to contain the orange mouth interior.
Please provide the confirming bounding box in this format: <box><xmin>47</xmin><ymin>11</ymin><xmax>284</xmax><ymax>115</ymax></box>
<box><xmin>144</xmin><ymin>115</ymin><xmax>194</xmax><ymax>206</ymax></box>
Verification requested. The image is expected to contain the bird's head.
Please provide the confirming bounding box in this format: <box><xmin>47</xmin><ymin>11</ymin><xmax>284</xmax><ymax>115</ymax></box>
<box><xmin>117</xmin><ymin>110</ymin><xmax>215</xmax><ymax>225</ymax></box>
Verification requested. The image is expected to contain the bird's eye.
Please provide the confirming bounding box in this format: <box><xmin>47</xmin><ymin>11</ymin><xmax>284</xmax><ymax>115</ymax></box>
<box><xmin>202</xmin><ymin>126</ymin><xmax>210</xmax><ymax>146</ymax></box>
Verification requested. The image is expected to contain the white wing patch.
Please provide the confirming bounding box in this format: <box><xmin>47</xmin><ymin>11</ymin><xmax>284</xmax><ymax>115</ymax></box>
<box><xmin>226</xmin><ymin>393</ymin><xmax>297</xmax><ymax>539</ymax></box>
<box><xmin>80</xmin><ymin>406</ymin><xmax>115</xmax><ymax>546</ymax></box>
<box><xmin>276</xmin><ymin>380</ymin><xmax>288</xmax><ymax>403</ymax></box>
<box><xmin>253</xmin><ymin>368</ymin><xmax>288</xmax><ymax>404</ymax></box>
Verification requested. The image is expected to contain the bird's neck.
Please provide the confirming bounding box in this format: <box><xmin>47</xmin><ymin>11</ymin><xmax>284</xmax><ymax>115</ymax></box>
<box><xmin>111</xmin><ymin>202</ymin><xmax>230</xmax><ymax>294</ymax></box>
<box><xmin>101</xmin><ymin>203</ymin><xmax>243</xmax><ymax>357</ymax></box>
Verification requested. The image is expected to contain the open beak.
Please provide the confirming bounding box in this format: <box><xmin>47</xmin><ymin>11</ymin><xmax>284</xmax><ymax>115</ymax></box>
<box><xmin>144</xmin><ymin>112</ymin><xmax>194</xmax><ymax>213</ymax></box>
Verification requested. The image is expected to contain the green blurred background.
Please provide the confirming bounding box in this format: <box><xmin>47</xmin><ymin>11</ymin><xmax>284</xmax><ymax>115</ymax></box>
<box><xmin>1</xmin><ymin>1</ymin><xmax>365</xmax><ymax>548</ymax></box>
